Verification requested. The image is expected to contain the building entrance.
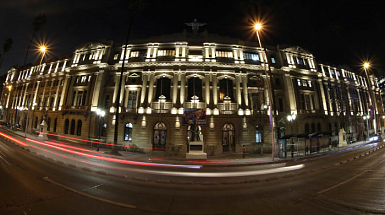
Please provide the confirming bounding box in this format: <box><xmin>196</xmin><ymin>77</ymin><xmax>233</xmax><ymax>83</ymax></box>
<box><xmin>222</xmin><ymin>123</ymin><xmax>235</xmax><ymax>152</ymax></box>
<box><xmin>153</xmin><ymin>122</ymin><xmax>167</xmax><ymax>150</ymax></box>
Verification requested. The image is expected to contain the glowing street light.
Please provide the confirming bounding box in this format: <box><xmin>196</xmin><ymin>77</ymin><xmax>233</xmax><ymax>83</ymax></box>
<box><xmin>254</xmin><ymin>22</ymin><xmax>276</xmax><ymax>161</ymax></box>
<box><xmin>25</xmin><ymin>46</ymin><xmax>46</xmax><ymax>137</ymax></box>
<box><xmin>95</xmin><ymin>108</ymin><xmax>106</xmax><ymax>151</ymax></box>
<box><xmin>363</xmin><ymin>62</ymin><xmax>377</xmax><ymax>135</ymax></box>
<box><xmin>287</xmin><ymin>114</ymin><xmax>296</xmax><ymax>158</ymax></box>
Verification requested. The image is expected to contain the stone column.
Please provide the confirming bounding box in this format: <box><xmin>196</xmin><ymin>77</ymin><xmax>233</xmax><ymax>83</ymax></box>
<box><xmin>205</xmin><ymin>73</ymin><xmax>210</xmax><ymax>106</ymax></box>
<box><xmin>242</xmin><ymin>75</ymin><xmax>248</xmax><ymax>107</ymax></box>
<box><xmin>180</xmin><ymin>72</ymin><xmax>186</xmax><ymax>105</ymax></box>
<box><xmin>147</xmin><ymin>72</ymin><xmax>155</xmax><ymax>105</ymax></box>
<box><xmin>22</xmin><ymin>83</ymin><xmax>29</xmax><ymax>107</ymax></box>
<box><xmin>172</xmin><ymin>71</ymin><xmax>178</xmax><ymax>105</ymax></box>
<box><xmin>53</xmin><ymin>79</ymin><xmax>61</xmax><ymax>111</ymax></box>
<box><xmin>236</xmin><ymin>74</ymin><xmax>241</xmax><ymax>106</ymax></box>
<box><xmin>212</xmin><ymin>73</ymin><xmax>218</xmax><ymax>105</ymax></box>
<box><xmin>91</xmin><ymin>70</ymin><xmax>104</xmax><ymax>110</ymax></box>
<box><xmin>33</xmin><ymin>81</ymin><xmax>41</xmax><ymax>110</ymax></box>
<box><xmin>140</xmin><ymin>72</ymin><xmax>148</xmax><ymax>106</ymax></box>
<box><xmin>59</xmin><ymin>76</ymin><xmax>71</xmax><ymax>110</ymax></box>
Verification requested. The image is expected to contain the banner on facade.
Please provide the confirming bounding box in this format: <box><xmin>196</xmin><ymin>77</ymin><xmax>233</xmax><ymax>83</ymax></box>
<box><xmin>183</xmin><ymin>108</ymin><xmax>206</xmax><ymax>126</ymax></box>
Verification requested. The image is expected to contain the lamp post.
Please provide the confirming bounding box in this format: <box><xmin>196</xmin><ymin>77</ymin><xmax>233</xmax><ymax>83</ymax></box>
<box><xmin>95</xmin><ymin>108</ymin><xmax>105</xmax><ymax>151</ymax></box>
<box><xmin>287</xmin><ymin>114</ymin><xmax>296</xmax><ymax>158</ymax></box>
<box><xmin>363</xmin><ymin>115</ymin><xmax>369</xmax><ymax>141</ymax></box>
<box><xmin>25</xmin><ymin>46</ymin><xmax>46</xmax><ymax>137</ymax></box>
<box><xmin>255</xmin><ymin>23</ymin><xmax>276</xmax><ymax>161</ymax></box>
<box><xmin>380</xmin><ymin>116</ymin><xmax>385</xmax><ymax>136</ymax></box>
<box><xmin>363</xmin><ymin>63</ymin><xmax>377</xmax><ymax>135</ymax></box>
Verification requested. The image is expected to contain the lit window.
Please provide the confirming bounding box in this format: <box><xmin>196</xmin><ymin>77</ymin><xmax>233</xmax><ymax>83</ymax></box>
<box><xmin>114</xmin><ymin>54</ymin><xmax>119</xmax><ymax>60</ymax></box>
<box><xmin>131</xmin><ymin>51</ymin><xmax>139</xmax><ymax>57</ymax></box>
<box><xmin>158</xmin><ymin>49</ymin><xmax>175</xmax><ymax>56</ymax></box>
<box><xmin>271</xmin><ymin>57</ymin><xmax>276</xmax><ymax>63</ymax></box>
<box><xmin>127</xmin><ymin>91</ymin><xmax>137</xmax><ymax>109</ymax></box>
<box><xmin>302</xmin><ymin>80</ymin><xmax>307</xmax><ymax>87</ymax></box>
<box><xmin>256</xmin><ymin>126</ymin><xmax>262</xmax><ymax>143</ymax></box>
<box><xmin>308</xmin><ymin>80</ymin><xmax>312</xmax><ymax>87</ymax></box>
<box><xmin>216</xmin><ymin>51</ymin><xmax>233</xmax><ymax>58</ymax></box>
<box><xmin>244</xmin><ymin>53</ymin><xmax>259</xmax><ymax>61</ymax></box>
<box><xmin>298</xmin><ymin>57</ymin><xmax>304</xmax><ymax>65</ymax></box>
<box><xmin>81</xmin><ymin>76</ymin><xmax>87</xmax><ymax>83</ymax></box>
<box><xmin>124</xmin><ymin>123</ymin><xmax>133</xmax><ymax>141</ymax></box>
<box><xmin>297</xmin><ymin>79</ymin><xmax>301</xmax><ymax>86</ymax></box>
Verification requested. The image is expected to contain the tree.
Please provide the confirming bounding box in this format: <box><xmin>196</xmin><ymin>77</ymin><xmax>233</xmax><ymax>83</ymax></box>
<box><xmin>23</xmin><ymin>14</ymin><xmax>46</xmax><ymax>66</ymax></box>
<box><xmin>0</xmin><ymin>38</ymin><xmax>13</xmax><ymax>70</ymax></box>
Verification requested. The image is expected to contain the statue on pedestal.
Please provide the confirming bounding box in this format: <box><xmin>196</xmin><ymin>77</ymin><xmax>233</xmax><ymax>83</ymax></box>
<box><xmin>190</xmin><ymin>122</ymin><xmax>200</xmax><ymax>142</ymax></box>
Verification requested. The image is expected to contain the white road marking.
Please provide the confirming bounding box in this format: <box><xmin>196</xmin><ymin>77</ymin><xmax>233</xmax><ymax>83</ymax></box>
<box><xmin>43</xmin><ymin>177</ymin><xmax>136</xmax><ymax>209</ymax></box>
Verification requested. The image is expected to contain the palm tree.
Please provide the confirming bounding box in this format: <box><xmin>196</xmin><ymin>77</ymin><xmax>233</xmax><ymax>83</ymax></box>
<box><xmin>23</xmin><ymin>14</ymin><xmax>46</xmax><ymax>66</ymax></box>
<box><xmin>0</xmin><ymin>38</ymin><xmax>13</xmax><ymax>69</ymax></box>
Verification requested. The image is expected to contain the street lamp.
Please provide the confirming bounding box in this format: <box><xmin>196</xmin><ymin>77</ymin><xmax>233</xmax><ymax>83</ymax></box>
<box><xmin>255</xmin><ymin>23</ymin><xmax>276</xmax><ymax>161</ymax></box>
<box><xmin>287</xmin><ymin>114</ymin><xmax>296</xmax><ymax>158</ymax></box>
<box><xmin>95</xmin><ymin>108</ymin><xmax>105</xmax><ymax>151</ymax></box>
<box><xmin>25</xmin><ymin>46</ymin><xmax>46</xmax><ymax>137</ymax></box>
<box><xmin>363</xmin><ymin>63</ymin><xmax>377</xmax><ymax>135</ymax></box>
<box><xmin>382</xmin><ymin>115</ymin><xmax>385</xmax><ymax>135</ymax></box>
<box><xmin>363</xmin><ymin>115</ymin><xmax>370</xmax><ymax>140</ymax></box>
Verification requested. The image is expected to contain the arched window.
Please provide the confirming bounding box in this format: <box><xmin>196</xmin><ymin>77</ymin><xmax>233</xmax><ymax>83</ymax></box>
<box><xmin>317</xmin><ymin>123</ymin><xmax>321</xmax><ymax>132</ymax></box>
<box><xmin>54</xmin><ymin>118</ymin><xmax>57</xmax><ymax>132</ymax></box>
<box><xmin>77</xmin><ymin>120</ymin><xmax>82</xmax><ymax>136</ymax></box>
<box><xmin>47</xmin><ymin>117</ymin><xmax>51</xmax><ymax>131</ymax></box>
<box><xmin>102</xmin><ymin>123</ymin><xmax>107</xmax><ymax>137</ymax></box>
<box><xmin>255</xmin><ymin>125</ymin><xmax>263</xmax><ymax>143</ymax></box>
<box><xmin>70</xmin><ymin>119</ymin><xmax>75</xmax><ymax>135</ymax></box>
<box><xmin>305</xmin><ymin>123</ymin><xmax>309</xmax><ymax>133</ymax></box>
<box><xmin>311</xmin><ymin>123</ymin><xmax>315</xmax><ymax>133</ymax></box>
<box><xmin>64</xmin><ymin>119</ymin><xmax>69</xmax><ymax>134</ymax></box>
<box><xmin>124</xmin><ymin>123</ymin><xmax>133</xmax><ymax>141</ymax></box>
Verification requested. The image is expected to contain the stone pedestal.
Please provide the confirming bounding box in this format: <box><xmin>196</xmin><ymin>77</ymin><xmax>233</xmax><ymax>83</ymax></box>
<box><xmin>186</xmin><ymin>141</ymin><xmax>207</xmax><ymax>159</ymax></box>
<box><xmin>338</xmin><ymin>128</ymin><xmax>347</xmax><ymax>147</ymax></box>
<box><xmin>38</xmin><ymin>120</ymin><xmax>48</xmax><ymax>141</ymax></box>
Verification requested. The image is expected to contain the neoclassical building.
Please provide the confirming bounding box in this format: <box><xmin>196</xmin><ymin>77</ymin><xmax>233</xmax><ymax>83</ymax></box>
<box><xmin>1</xmin><ymin>26</ymin><xmax>383</xmax><ymax>156</ymax></box>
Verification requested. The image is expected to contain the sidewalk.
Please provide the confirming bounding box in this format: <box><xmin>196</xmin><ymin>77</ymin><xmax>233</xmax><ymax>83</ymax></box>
<box><xmin>1</xmin><ymin>126</ymin><xmax>372</xmax><ymax>167</ymax></box>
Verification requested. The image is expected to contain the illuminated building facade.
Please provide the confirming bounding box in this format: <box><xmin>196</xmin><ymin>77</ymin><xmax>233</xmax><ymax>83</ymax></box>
<box><xmin>2</xmin><ymin>28</ymin><xmax>383</xmax><ymax>156</ymax></box>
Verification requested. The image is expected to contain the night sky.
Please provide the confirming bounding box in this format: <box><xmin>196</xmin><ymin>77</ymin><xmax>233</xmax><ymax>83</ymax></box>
<box><xmin>1</xmin><ymin>0</ymin><xmax>384</xmax><ymax>77</ymax></box>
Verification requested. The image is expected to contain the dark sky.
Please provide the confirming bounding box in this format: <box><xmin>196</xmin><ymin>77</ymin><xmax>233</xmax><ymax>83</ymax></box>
<box><xmin>1</xmin><ymin>0</ymin><xmax>384</xmax><ymax>77</ymax></box>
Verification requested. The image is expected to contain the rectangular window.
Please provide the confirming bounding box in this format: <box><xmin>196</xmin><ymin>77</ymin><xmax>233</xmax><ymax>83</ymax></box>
<box><xmin>311</xmin><ymin>95</ymin><xmax>315</xmax><ymax>110</ymax></box>
<box><xmin>127</xmin><ymin>91</ymin><xmax>137</xmax><ymax>109</ymax></box>
<box><xmin>216</xmin><ymin>51</ymin><xmax>233</xmax><ymax>58</ymax></box>
<box><xmin>298</xmin><ymin>57</ymin><xmax>304</xmax><ymax>65</ymax></box>
<box><xmin>278</xmin><ymin>98</ymin><xmax>284</xmax><ymax>112</ymax></box>
<box><xmin>271</xmin><ymin>57</ymin><xmax>276</xmax><ymax>63</ymax></box>
<box><xmin>56</xmin><ymin>96</ymin><xmax>61</xmax><ymax>109</ymax></box>
<box><xmin>157</xmin><ymin>49</ymin><xmax>175</xmax><ymax>56</ymax></box>
<box><xmin>308</xmin><ymin>80</ymin><xmax>312</xmax><ymax>87</ymax></box>
<box><xmin>131</xmin><ymin>51</ymin><xmax>139</xmax><ymax>57</ymax></box>
<box><xmin>305</xmin><ymin>95</ymin><xmax>311</xmax><ymax>110</ymax></box>
<box><xmin>114</xmin><ymin>53</ymin><xmax>119</xmax><ymax>60</ymax></box>
<box><xmin>243</xmin><ymin>53</ymin><xmax>259</xmax><ymax>61</ymax></box>
<box><xmin>297</xmin><ymin>79</ymin><xmax>301</xmax><ymax>86</ymax></box>
<box><xmin>81</xmin><ymin>76</ymin><xmax>87</xmax><ymax>83</ymax></box>
<box><xmin>104</xmin><ymin>95</ymin><xmax>110</xmax><ymax>109</ymax></box>
<box><xmin>302</xmin><ymin>80</ymin><xmax>307</xmax><ymax>87</ymax></box>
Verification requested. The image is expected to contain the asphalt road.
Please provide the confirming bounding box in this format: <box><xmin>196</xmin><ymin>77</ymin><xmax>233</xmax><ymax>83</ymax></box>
<box><xmin>0</xmin><ymin>132</ymin><xmax>384</xmax><ymax>215</ymax></box>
